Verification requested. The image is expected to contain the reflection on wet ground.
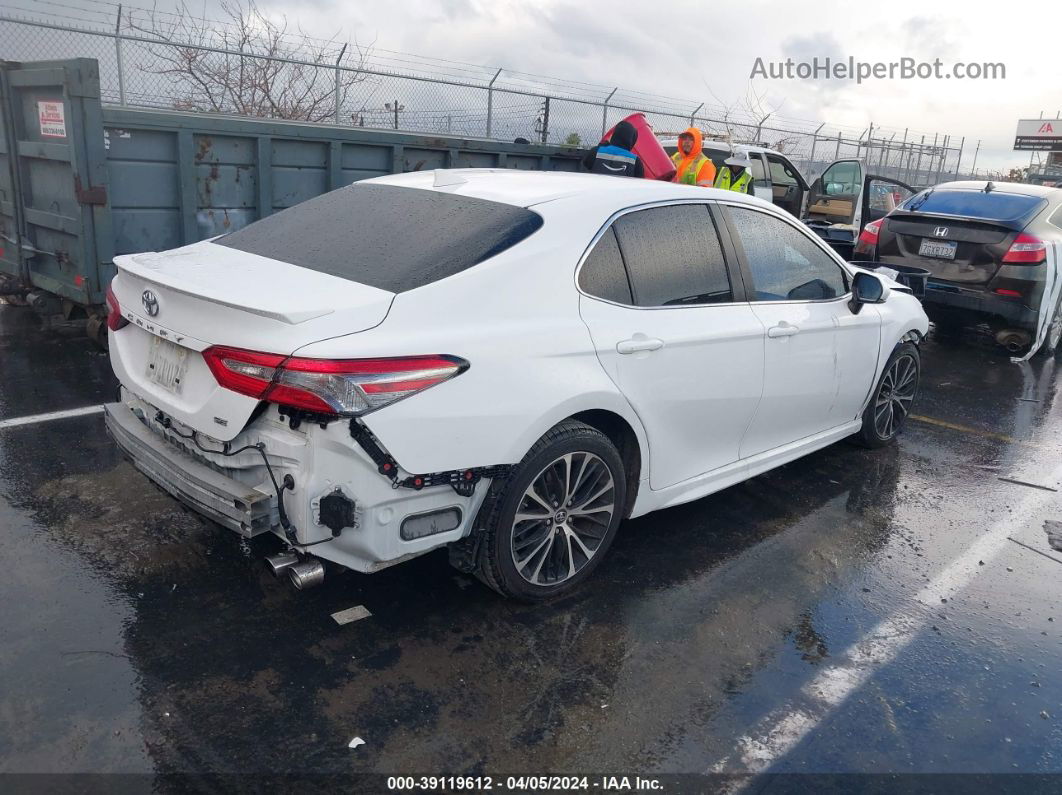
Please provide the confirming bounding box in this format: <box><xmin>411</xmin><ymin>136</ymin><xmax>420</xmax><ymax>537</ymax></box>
<box><xmin>2</xmin><ymin>304</ymin><xmax>1062</xmax><ymax>781</ymax></box>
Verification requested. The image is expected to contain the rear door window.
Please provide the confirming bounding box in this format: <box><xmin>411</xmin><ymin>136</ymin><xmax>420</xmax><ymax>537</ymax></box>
<box><xmin>217</xmin><ymin>183</ymin><xmax>543</xmax><ymax>293</ymax></box>
<box><xmin>578</xmin><ymin>228</ymin><xmax>633</xmax><ymax>304</ymax></box>
<box><xmin>703</xmin><ymin>146</ymin><xmax>731</xmax><ymax>172</ymax></box>
<box><xmin>729</xmin><ymin>207</ymin><xmax>848</xmax><ymax>301</ymax></box>
<box><xmin>612</xmin><ymin>204</ymin><xmax>732</xmax><ymax>306</ymax></box>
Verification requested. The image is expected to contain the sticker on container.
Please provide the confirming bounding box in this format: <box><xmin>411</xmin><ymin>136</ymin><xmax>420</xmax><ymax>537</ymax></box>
<box><xmin>37</xmin><ymin>101</ymin><xmax>66</xmax><ymax>138</ymax></box>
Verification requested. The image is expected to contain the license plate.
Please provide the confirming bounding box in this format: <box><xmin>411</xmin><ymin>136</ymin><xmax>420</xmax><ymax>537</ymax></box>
<box><xmin>146</xmin><ymin>336</ymin><xmax>189</xmax><ymax>394</ymax></box>
<box><xmin>919</xmin><ymin>238</ymin><xmax>958</xmax><ymax>260</ymax></box>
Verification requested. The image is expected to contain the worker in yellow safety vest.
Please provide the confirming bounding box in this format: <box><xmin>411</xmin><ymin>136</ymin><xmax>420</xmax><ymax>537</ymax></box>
<box><xmin>714</xmin><ymin>155</ymin><xmax>753</xmax><ymax>193</ymax></box>
<box><xmin>671</xmin><ymin>127</ymin><xmax>716</xmax><ymax>187</ymax></box>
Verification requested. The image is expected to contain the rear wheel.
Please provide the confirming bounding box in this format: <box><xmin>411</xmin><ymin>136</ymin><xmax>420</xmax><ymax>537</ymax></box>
<box><xmin>855</xmin><ymin>342</ymin><xmax>920</xmax><ymax>448</ymax></box>
<box><xmin>1036</xmin><ymin>298</ymin><xmax>1062</xmax><ymax>357</ymax></box>
<box><xmin>474</xmin><ymin>421</ymin><xmax>626</xmax><ymax>601</ymax></box>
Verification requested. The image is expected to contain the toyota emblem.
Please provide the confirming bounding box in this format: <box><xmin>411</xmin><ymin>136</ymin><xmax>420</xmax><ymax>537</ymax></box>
<box><xmin>142</xmin><ymin>289</ymin><xmax>159</xmax><ymax>317</ymax></box>
<box><xmin>933</xmin><ymin>226</ymin><xmax>949</xmax><ymax>238</ymax></box>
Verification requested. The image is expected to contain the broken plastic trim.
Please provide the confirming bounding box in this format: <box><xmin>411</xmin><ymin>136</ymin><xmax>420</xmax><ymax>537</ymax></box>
<box><xmin>349</xmin><ymin>419</ymin><xmax>513</xmax><ymax>496</ymax></box>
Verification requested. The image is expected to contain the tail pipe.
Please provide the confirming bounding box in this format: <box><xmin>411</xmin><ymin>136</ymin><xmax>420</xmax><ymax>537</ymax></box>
<box><xmin>995</xmin><ymin>328</ymin><xmax>1032</xmax><ymax>354</ymax></box>
<box><xmin>288</xmin><ymin>559</ymin><xmax>326</xmax><ymax>590</ymax></box>
<box><xmin>266</xmin><ymin>552</ymin><xmax>326</xmax><ymax>590</ymax></box>
<box><xmin>265</xmin><ymin>551</ymin><xmax>300</xmax><ymax>577</ymax></box>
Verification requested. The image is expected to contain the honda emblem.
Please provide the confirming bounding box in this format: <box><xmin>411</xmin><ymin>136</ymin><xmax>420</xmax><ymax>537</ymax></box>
<box><xmin>934</xmin><ymin>226</ymin><xmax>949</xmax><ymax>238</ymax></box>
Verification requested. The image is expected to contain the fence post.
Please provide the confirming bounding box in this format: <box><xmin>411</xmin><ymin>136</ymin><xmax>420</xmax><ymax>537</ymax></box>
<box><xmin>877</xmin><ymin>133</ymin><xmax>893</xmax><ymax>172</ymax></box>
<box><xmin>898</xmin><ymin>128</ymin><xmax>908</xmax><ymax>182</ymax></box>
<box><xmin>952</xmin><ymin>136</ymin><xmax>965</xmax><ymax>178</ymax></box>
<box><xmin>602</xmin><ymin>88</ymin><xmax>618</xmax><ymax>138</ymax></box>
<box><xmin>834</xmin><ymin>132</ymin><xmax>842</xmax><ymax>159</ymax></box>
<box><xmin>541</xmin><ymin>97</ymin><xmax>550</xmax><ymax>143</ymax></box>
<box><xmin>486</xmin><ymin>68</ymin><xmax>501</xmax><ymax>139</ymax></box>
<box><xmin>970</xmin><ymin>140</ymin><xmax>981</xmax><ymax>178</ymax></box>
<box><xmin>933</xmin><ymin>134</ymin><xmax>946</xmax><ymax>184</ymax></box>
<box><xmin>913</xmin><ymin>135</ymin><xmax>925</xmax><ymax>185</ymax></box>
<box><xmin>689</xmin><ymin>103</ymin><xmax>703</xmax><ymax>126</ymax></box>
<box><xmin>114</xmin><ymin>5</ymin><xmax>126</xmax><ymax>106</ymax></box>
<box><xmin>806</xmin><ymin>123</ymin><xmax>823</xmax><ymax>175</ymax></box>
<box><xmin>333</xmin><ymin>43</ymin><xmax>347</xmax><ymax>125</ymax></box>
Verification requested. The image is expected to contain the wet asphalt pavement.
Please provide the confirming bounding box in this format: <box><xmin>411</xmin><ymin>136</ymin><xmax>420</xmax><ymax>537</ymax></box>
<box><xmin>3</xmin><ymin>303</ymin><xmax>1062</xmax><ymax>791</ymax></box>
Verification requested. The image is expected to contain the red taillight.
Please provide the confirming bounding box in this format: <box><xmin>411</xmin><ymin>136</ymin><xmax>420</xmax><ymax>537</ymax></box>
<box><xmin>994</xmin><ymin>288</ymin><xmax>1023</xmax><ymax>298</ymax></box>
<box><xmin>106</xmin><ymin>283</ymin><xmax>129</xmax><ymax>332</ymax></box>
<box><xmin>1002</xmin><ymin>233</ymin><xmax>1047</xmax><ymax>264</ymax></box>
<box><xmin>858</xmin><ymin>219</ymin><xmax>882</xmax><ymax>246</ymax></box>
<box><xmin>202</xmin><ymin>346</ymin><xmax>285</xmax><ymax>400</ymax></box>
<box><xmin>202</xmin><ymin>347</ymin><xmax>467</xmax><ymax>416</ymax></box>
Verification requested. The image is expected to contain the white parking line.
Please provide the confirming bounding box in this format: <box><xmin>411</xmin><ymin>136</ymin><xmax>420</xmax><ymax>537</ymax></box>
<box><xmin>0</xmin><ymin>404</ymin><xmax>105</xmax><ymax>430</ymax></box>
<box><xmin>709</xmin><ymin>459</ymin><xmax>1062</xmax><ymax>777</ymax></box>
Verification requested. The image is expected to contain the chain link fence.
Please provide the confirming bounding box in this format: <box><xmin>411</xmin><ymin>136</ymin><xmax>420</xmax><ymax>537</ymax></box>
<box><xmin>0</xmin><ymin>10</ymin><xmax>987</xmax><ymax>185</ymax></box>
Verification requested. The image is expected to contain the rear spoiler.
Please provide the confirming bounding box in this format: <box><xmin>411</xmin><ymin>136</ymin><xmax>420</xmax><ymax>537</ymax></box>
<box><xmin>884</xmin><ymin>210</ymin><xmax>1029</xmax><ymax>233</ymax></box>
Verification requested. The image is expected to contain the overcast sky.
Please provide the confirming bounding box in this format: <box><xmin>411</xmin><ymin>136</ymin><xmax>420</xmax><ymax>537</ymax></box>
<box><xmin>23</xmin><ymin>0</ymin><xmax>1062</xmax><ymax>170</ymax></box>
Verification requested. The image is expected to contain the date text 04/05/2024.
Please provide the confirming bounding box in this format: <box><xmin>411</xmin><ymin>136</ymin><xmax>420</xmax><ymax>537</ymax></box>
<box><xmin>385</xmin><ymin>775</ymin><xmax>664</xmax><ymax>791</ymax></box>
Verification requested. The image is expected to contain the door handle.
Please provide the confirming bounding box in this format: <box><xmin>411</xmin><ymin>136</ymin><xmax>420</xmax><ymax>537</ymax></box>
<box><xmin>617</xmin><ymin>336</ymin><xmax>664</xmax><ymax>354</ymax></box>
<box><xmin>767</xmin><ymin>322</ymin><xmax>800</xmax><ymax>338</ymax></box>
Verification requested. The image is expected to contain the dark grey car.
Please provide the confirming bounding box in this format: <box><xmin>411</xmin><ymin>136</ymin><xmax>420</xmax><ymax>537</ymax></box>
<box><xmin>854</xmin><ymin>181</ymin><xmax>1062</xmax><ymax>354</ymax></box>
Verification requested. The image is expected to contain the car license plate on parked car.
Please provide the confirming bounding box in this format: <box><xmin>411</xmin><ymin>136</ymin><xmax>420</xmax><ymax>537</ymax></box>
<box><xmin>918</xmin><ymin>238</ymin><xmax>958</xmax><ymax>260</ymax></box>
<box><xmin>146</xmin><ymin>336</ymin><xmax>188</xmax><ymax>393</ymax></box>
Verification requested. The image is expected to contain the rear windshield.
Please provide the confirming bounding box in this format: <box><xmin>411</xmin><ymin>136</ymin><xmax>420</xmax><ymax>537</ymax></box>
<box><xmin>899</xmin><ymin>189</ymin><xmax>1046</xmax><ymax>223</ymax></box>
<box><xmin>217</xmin><ymin>183</ymin><xmax>543</xmax><ymax>293</ymax></box>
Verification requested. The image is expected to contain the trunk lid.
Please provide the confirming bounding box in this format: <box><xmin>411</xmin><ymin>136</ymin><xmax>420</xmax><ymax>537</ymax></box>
<box><xmin>109</xmin><ymin>240</ymin><xmax>394</xmax><ymax>440</ymax></box>
<box><xmin>877</xmin><ymin>214</ymin><xmax>1017</xmax><ymax>285</ymax></box>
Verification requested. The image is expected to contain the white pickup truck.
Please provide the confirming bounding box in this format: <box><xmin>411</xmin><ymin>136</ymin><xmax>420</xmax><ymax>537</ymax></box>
<box><xmin>660</xmin><ymin>139</ymin><xmax>916</xmax><ymax>259</ymax></box>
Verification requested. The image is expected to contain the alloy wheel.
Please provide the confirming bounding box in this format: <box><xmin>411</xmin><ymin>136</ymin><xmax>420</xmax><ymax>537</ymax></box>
<box><xmin>510</xmin><ymin>452</ymin><xmax>616</xmax><ymax>586</ymax></box>
<box><xmin>1049</xmin><ymin>305</ymin><xmax>1062</xmax><ymax>351</ymax></box>
<box><xmin>874</xmin><ymin>354</ymin><xmax>918</xmax><ymax>440</ymax></box>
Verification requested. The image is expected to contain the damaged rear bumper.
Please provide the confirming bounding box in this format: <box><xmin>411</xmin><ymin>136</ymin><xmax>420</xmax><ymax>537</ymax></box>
<box><xmin>104</xmin><ymin>401</ymin><xmax>275</xmax><ymax>538</ymax></box>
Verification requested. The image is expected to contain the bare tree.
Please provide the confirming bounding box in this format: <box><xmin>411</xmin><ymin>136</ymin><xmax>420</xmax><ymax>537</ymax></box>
<box><xmin>770</xmin><ymin>135</ymin><xmax>803</xmax><ymax>155</ymax></box>
<box><xmin>701</xmin><ymin>81</ymin><xmax>784</xmax><ymax>146</ymax></box>
<box><xmin>126</xmin><ymin>0</ymin><xmax>374</xmax><ymax>122</ymax></box>
<box><xmin>738</xmin><ymin>84</ymin><xmax>784</xmax><ymax>145</ymax></box>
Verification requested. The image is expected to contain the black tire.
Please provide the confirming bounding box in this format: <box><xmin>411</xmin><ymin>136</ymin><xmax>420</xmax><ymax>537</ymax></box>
<box><xmin>1036</xmin><ymin>296</ymin><xmax>1062</xmax><ymax>357</ymax></box>
<box><xmin>854</xmin><ymin>342</ymin><xmax>921</xmax><ymax>448</ymax></box>
<box><xmin>474</xmin><ymin>420</ymin><xmax>626</xmax><ymax>601</ymax></box>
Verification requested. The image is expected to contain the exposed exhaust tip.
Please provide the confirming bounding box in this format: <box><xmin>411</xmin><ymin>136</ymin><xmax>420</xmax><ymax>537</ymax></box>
<box><xmin>265</xmin><ymin>551</ymin><xmax>300</xmax><ymax>577</ymax></box>
<box><xmin>288</xmin><ymin>559</ymin><xmax>326</xmax><ymax>590</ymax></box>
<box><xmin>995</xmin><ymin>329</ymin><xmax>1032</xmax><ymax>354</ymax></box>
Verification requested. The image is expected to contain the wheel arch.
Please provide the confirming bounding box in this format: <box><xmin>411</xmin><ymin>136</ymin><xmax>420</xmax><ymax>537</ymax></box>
<box><xmin>568</xmin><ymin>409</ymin><xmax>642</xmax><ymax>519</ymax></box>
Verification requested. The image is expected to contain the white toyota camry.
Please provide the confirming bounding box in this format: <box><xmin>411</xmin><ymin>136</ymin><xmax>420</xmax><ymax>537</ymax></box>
<box><xmin>105</xmin><ymin>169</ymin><xmax>929</xmax><ymax>600</ymax></box>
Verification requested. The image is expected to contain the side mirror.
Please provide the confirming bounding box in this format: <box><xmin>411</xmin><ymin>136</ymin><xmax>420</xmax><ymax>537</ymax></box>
<box><xmin>849</xmin><ymin>271</ymin><xmax>885</xmax><ymax>314</ymax></box>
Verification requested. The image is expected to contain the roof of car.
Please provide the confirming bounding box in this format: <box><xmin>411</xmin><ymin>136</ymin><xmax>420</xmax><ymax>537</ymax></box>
<box><xmin>365</xmin><ymin>168</ymin><xmax>765</xmax><ymax>209</ymax></box>
<box><xmin>932</xmin><ymin>181</ymin><xmax>1062</xmax><ymax>198</ymax></box>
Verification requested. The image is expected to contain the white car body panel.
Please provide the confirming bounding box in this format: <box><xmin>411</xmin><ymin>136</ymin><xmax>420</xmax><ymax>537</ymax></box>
<box><xmin>741</xmin><ymin>299</ymin><xmax>882</xmax><ymax>458</ymax></box>
<box><xmin>579</xmin><ymin>296</ymin><xmax>765</xmax><ymax>489</ymax></box>
<box><xmin>106</xmin><ymin>169</ymin><xmax>929</xmax><ymax>575</ymax></box>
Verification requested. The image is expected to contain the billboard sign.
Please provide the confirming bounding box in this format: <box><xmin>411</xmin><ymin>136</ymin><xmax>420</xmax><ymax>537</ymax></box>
<box><xmin>1015</xmin><ymin>119</ymin><xmax>1062</xmax><ymax>150</ymax></box>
